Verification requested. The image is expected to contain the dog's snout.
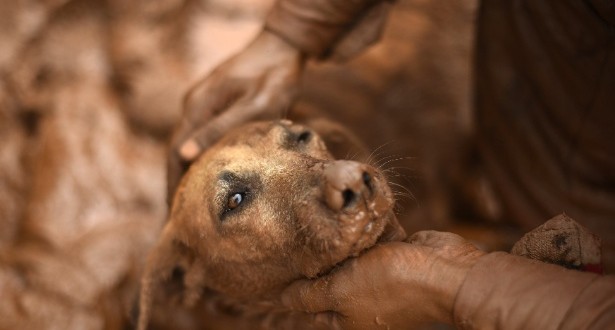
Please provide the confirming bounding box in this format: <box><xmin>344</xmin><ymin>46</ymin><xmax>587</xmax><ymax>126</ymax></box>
<box><xmin>324</xmin><ymin>160</ymin><xmax>374</xmax><ymax>211</ymax></box>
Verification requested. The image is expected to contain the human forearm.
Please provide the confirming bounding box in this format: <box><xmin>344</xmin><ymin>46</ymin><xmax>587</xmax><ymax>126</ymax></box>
<box><xmin>560</xmin><ymin>275</ymin><xmax>615</xmax><ymax>329</ymax></box>
<box><xmin>265</xmin><ymin>0</ymin><xmax>392</xmax><ymax>58</ymax></box>
<box><xmin>454</xmin><ymin>252</ymin><xmax>615</xmax><ymax>329</ymax></box>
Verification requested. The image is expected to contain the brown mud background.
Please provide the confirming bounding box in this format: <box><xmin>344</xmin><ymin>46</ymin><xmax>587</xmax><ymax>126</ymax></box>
<box><xmin>0</xmin><ymin>0</ymin><xmax>524</xmax><ymax>328</ymax></box>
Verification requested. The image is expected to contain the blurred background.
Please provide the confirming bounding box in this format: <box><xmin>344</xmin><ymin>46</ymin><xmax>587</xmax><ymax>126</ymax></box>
<box><xmin>0</xmin><ymin>0</ymin><xmax>522</xmax><ymax>328</ymax></box>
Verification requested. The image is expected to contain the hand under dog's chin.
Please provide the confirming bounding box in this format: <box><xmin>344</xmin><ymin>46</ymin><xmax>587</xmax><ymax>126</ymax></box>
<box><xmin>302</xmin><ymin>207</ymin><xmax>401</xmax><ymax>279</ymax></box>
<box><xmin>339</xmin><ymin>208</ymin><xmax>392</xmax><ymax>257</ymax></box>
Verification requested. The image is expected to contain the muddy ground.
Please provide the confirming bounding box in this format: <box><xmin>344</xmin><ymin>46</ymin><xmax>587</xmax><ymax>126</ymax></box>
<box><xmin>0</xmin><ymin>0</ymin><xmax>523</xmax><ymax>328</ymax></box>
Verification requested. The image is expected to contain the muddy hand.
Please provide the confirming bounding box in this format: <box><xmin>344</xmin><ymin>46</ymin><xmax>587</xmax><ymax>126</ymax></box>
<box><xmin>280</xmin><ymin>231</ymin><xmax>485</xmax><ymax>329</ymax></box>
<box><xmin>167</xmin><ymin>30</ymin><xmax>306</xmax><ymax>201</ymax></box>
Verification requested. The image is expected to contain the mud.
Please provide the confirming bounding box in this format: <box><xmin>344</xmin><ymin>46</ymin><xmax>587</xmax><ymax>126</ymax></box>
<box><xmin>138</xmin><ymin>120</ymin><xmax>406</xmax><ymax>329</ymax></box>
<box><xmin>0</xmin><ymin>1</ymin><xmax>499</xmax><ymax>329</ymax></box>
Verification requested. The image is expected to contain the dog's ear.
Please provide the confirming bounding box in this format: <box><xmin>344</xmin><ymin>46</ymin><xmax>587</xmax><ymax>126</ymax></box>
<box><xmin>137</xmin><ymin>224</ymin><xmax>205</xmax><ymax>330</ymax></box>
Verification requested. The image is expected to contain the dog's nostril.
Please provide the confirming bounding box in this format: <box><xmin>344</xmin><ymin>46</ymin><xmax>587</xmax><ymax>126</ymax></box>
<box><xmin>362</xmin><ymin>171</ymin><xmax>371</xmax><ymax>186</ymax></box>
<box><xmin>342</xmin><ymin>189</ymin><xmax>356</xmax><ymax>208</ymax></box>
<box><xmin>323</xmin><ymin>161</ymin><xmax>377</xmax><ymax>211</ymax></box>
<box><xmin>171</xmin><ymin>266</ymin><xmax>185</xmax><ymax>284</ymax></box>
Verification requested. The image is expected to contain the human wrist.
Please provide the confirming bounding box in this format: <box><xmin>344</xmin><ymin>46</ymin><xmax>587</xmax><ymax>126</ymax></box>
<box><xmin>453</xmin><ymin>252</ymin><xmax>598</xmax><ymax>329</ymax></box>
<box><xmin>251</xmin><ymin>29</ymin><xmax>306</xmax><ymax>62</ymax></box>
<box><xmin>387</xmin><ymin>241</ymin><xmax>483</xmax><ymax>326</ymax></box>
<box><xmin>403</xmin><ymin>231</ymin><xmax>486</xmax><ymax>325</ymax></box>
<box><xmin>264</xmin><ymin>0</ymin><xmax>380</xmax><ymax>58</ymax></box>
<box><xmin>430</xmin><ymin>249</ymin><xmax>484</xmax><ymax>324</ymax></box>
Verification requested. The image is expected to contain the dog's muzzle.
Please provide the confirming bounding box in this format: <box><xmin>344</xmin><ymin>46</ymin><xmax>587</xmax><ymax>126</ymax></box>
<box><xmin>323</xmin><ymin>160</ymin><xmax>376</xmax><ymax>212</ymax></box>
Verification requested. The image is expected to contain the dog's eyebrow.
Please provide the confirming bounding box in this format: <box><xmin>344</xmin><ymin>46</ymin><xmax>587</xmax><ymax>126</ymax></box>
<box><xmin>218</xmin><ymin>171</ymin><xmax>239</xmax><ymax>185</ymax></box>
<box><xmin>216</xmin><ymin>171</ymin><xmax>262</xmax><ymax>192</ymax></box>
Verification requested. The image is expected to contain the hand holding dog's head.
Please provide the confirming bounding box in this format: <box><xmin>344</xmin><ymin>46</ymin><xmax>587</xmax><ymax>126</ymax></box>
<box><xmin>139</xmin><ymin>120</ymin><xmax>405</xmax><ymax>329</ymax></box>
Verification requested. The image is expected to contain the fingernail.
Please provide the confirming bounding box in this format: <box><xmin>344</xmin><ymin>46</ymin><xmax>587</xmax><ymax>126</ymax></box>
<box><xmin>179</xmin><ymin>139</ymin><xmax>201</xmax><ymax>161</ymax></box>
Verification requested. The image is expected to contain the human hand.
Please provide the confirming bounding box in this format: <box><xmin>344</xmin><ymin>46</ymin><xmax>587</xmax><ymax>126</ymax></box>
<box><xmin>280</xmin><ymin>231</ymin><xmax>486</xmax><ymax>329</ymax></box>
<box><xmin>167</xmin><ymin>30</ymin><xmax>305</xmax><ymax>200</ymax></box>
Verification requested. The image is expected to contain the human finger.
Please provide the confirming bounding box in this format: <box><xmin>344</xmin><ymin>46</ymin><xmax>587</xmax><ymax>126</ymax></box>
<box><xmin>176</xmin><ymin>104</ymin><xmax>264</xmax><ymax>162</ymax></box>
<box><xmin>407</xmin><ymin>230</ymin><xmax>468</xmax><ymax>248</ymax></box>
<box><xmin>182</xmin><ymin>76</ymin><xmax>247</xmax><ymax>126</ymax></box>
<box><xmin>166</xmin><ymin>145</ymin><xmax>191</xmax><ymax>204</ymax></box>
<box><xmin>178</xmin><ymin>83</ymin><xmax>295</xmax><ymax>162</ymax></box>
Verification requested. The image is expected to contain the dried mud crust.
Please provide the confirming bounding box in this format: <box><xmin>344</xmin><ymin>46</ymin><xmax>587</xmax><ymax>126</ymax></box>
<box><xmin>0</xmin><ymin>0</ymin><xmax>479</xmax><ymax>329</ymax></box>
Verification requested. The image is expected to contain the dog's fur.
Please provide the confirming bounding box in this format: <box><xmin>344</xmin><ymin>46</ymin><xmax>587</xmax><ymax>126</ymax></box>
<box><xmin>138</xmin><ymin>120</ymin><xmax>406</xmax><ymax>329</ymax></box>
<box><xmin>0</xmin><ymin>1</ymin><xmax>478</xmax><ymax>328</ymax></box>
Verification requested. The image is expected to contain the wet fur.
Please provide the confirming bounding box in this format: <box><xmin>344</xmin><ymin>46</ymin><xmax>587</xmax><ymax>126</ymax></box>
<box><xmin>0</xmin><ymin>1</ymin><xmax>476</xmax><ymax>328</ymax></box>
<box><xmin>138</xmin><ymin>120</ymin><xmax>406</xmax><ymax>329</ymax></box>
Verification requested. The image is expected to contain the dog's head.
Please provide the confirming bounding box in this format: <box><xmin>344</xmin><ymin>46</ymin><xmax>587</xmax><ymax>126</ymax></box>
<box><xmin>138</xmin><ymin>120</ymin><xmax>406</xmax><ymax>328</ymax></box>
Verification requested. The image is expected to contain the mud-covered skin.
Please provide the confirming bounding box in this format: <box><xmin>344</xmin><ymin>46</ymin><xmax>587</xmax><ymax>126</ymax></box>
<box><xmin>138</xmin><ymin>120</ymin><xmax>405</xmax><ymax>329</ymax></box>
<box><xmin>169</xmin><ymin>120</ymin><xmax>403</xmax><ymax>298</ymax></box>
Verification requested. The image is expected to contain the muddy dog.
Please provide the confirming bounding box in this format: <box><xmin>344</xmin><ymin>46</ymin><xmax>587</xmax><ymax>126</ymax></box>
<box><xmin>138</xmin><ymin>120</ymin><xmax>407</xmax><ymax>329</ymax></box>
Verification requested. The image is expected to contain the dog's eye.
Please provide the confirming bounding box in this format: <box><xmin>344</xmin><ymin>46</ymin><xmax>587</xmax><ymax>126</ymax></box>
<box><xmin>297</xmin><ymin>130</ymin><xmax>312</xmax><ymax>144</ymax></box>
<box><xmin>219</xmin><ymin>190</ymin><xmax>249</xmax><ymax>220</ymax></box>
<box><xmin>227</xmin><ymin>192</ymin><xmax>245</xmax><ymax>210</ymax></box>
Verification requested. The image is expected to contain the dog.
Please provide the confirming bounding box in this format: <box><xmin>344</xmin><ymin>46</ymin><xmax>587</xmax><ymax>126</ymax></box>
<box><xmin>138</xmin><ymin>119</ymin><xmax>407</xmax><ymax>329</ymax></box>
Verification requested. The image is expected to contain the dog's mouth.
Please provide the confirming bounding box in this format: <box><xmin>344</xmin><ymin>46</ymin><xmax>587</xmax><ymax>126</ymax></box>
<box><xmin>296</xmin><ymin>161</ymin><xmax>400</xmax><ymax>277</ymax></box>
<box><xmin>333</xmin><ymin>173</ymin><xmax>395</xmax><ymax>256</ymax></box>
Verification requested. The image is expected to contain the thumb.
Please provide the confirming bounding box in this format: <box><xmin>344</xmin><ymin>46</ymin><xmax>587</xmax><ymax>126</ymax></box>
<box><xmin>177</xmin><ymin>106</ymin><xmax>250</xmax><ymax>162</ymax></box>
<box><xmin>407</xmin><ymin>230</ymin><xmax>468</xmax><ymax>248</ymax></box>
<box><xmin>280</xmin><ymin>277</ymin><xmax>337</xmax><ymax>313</ymax></box>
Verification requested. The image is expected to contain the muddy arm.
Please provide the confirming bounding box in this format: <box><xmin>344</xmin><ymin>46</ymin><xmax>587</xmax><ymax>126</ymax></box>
<box><xmin>454</xmin><ymin>252</ymin><xmax>615</xmax><ymax>329</ymax></box>
<box><xmin>169</xmin><ymin>0</ymin><xmax>397</xmax><ymax>198</ymax></box>
<box><xmin>265</xmin><ymin>0</ymin><xmax>394</xmax><ymax>60</ymax></box>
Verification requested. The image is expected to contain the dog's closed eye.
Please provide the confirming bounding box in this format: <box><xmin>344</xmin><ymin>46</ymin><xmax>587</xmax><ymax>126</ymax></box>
<box><xmin>282</xmin><ymin>127</ymin><xmax>314</xmax><ymax>150</ymax></box>
<box><xmin>296</xmin><ymin>131</ymin><xmax>312</xmax><ymax>144</ymax></box>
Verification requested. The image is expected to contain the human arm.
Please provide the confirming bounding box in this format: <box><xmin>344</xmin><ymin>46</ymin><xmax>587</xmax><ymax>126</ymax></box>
<box><xmin>265</xmin><ymin>0</ymin><xmax>393</xmax><ymax>60</ymax></box>
<box><xmin>281</xmin><ymin>231</ymin><xmax>615</xmax><ymax>329</ymax></box>
<box><xmin>167</xmin><ymin>30</ymin><xmax>304</xmax><ymax>200</ymax></box>
<box><xmin>168</xmin><ymin>0</ymin><xmax>393</xmax><ymax>200</ymax></box>
<box><xmin>455</xmin><ymin>252</ymin><xmax>615</xmax><ymax>329</ymax></box>
<box><xmin>280</xmin><ymin>231</ymin><xmax>486</xmax><ymax>328</ymax></box>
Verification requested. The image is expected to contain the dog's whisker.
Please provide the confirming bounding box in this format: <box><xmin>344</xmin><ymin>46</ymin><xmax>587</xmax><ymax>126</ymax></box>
<box><xmin>343</xmin><ymin>148</ymin><xmax>361</xmax><ymax>162</ymax></box>
<box><xmin>382</xmin><ymin>166</ymin><xmax>416</xmax><ymax>173</ymax></box>
<box><xmin>294</xmin><ymin>221</ymin><xmax>313</xmax><ymax>238</ymax></box>
<box><xmin>368</xmin><ymin>151</ymin><xmax>391</xmax><ymax>166</ymax></box>
<box><xmin>366</xmin><ymin>141</ymin><xmax>396</xmax><ymax>165</ymax></box>
<box><xmin>393</xmin><ymin>202</ymin><xmax>406</xmax><ymax>215</ymax></box>
<box><xmin>388</xmin><ymin>181</ymin><xmax>413</xmax><ymax>195</ymax></box>
<box><xmin>382</xmin><ymin>170</ymin><xmax>420</xmax><ymax>182</ymax></box>
<box><xmin>373</xmin><ymin>154</ymin><xmax>414</xmax><ymax>171</ymax></box>
<box><xmin>348</xmin><ymin>150</ymin><xmax>361</xmax><ymax>161</ymax></box>
<box><xmin>377</xmin><ymin>156</ymin><xmax>416</xmax><ymax>169</ymax></box>
<box><xmin>366</xmin><ymin>144</ymin><xmax>386</xmax><ymax>164</ymax></box>
<box><xmin>388</xmin><ymin>182</ymin><xmax>417</xmax><ymax>205</ymax></box>
<box><xmin>378</xmin><ymin>158</ymin><xmax>416</xmax><ymax>184</ymax></box>
<box><xmin>391</xmin><ymin>190</ymin><xmax>413</xmax><ymax>200</ymax></box>
<box><xmin>371</xmin><ymin>152</ymin><xmax>400</xmax><ymax>168</ymax></box>
<box><xmin>392</xmin><ymin>192</ymin><xmax>414</xmax><ymax>203</ymax></box>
